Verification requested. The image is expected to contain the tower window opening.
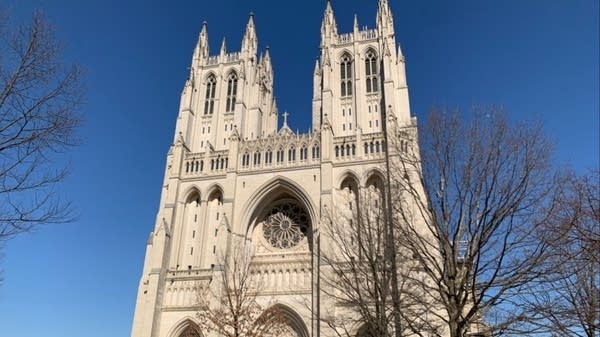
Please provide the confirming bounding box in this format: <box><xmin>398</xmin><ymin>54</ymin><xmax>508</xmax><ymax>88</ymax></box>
<box><xmin>365</xmin><ymin>50</ymin><xmax>379</xmax><ymax>93</ymax></box>
<box><xmin>215</xmin><ymin>229</ymin><xmax>218</xmax><ymax>237</ymax></box>
<box><xmin>343</xmin><ymin>124</ymin><xmax>346</xmax><ymax>131</ymax></box>
<box><xmin>192</xmin><ymin>230</ymin><xmax>196</xmax><ymax>238</ymax></box>
<box><xmin>364</xmin><ymin>143</ymin><xmax>369</xmax><ymax>154</ymax></box>
<box><xmin>288</xmin><ymin>147</ymin><xmax>296</xmax><ymax>162</ymax></box>
<box><xmin>346</xmin><ymin>144</ymin><xmax>351</xmax><ymax>156</ymax></box>
<box><xmin>335</xmin><ymin>146</ymin><xmax>340</xmax><ymax>158</ymax></box>
<box><xmin>254</xmin><ymin>151</ymin><xmax>261</xmax><ymax>165</ymax></box>
<box><xmin>225</xmin><ymin>72</ymin><xmax>238</xmax><ymax>112</ymax></box>
<box><xmin>200</xmin><ymin>160</ymin><xmax>204</xmax><ymax>171</ymax></box>
<box><xmin>277</xmin><ymin>148</ymin><xmax>284</xmax><ymax>163</ymax></box>
<box><xmin>204</xmin><ymin>75</ymin><xmax>216</xmax><ymax>115</ymax></box>
<box><xmin>312</xmin><ymin>145</ymin><xmax>320</xmax><ymax>159</ymax></box>
<box><xmin>340</xmin><ymin>54</ymin><xmax>353</xmax><ymax>97</ymax></box>
<box><xmin>352</xmin><ymin>144</ymin><xmax>356</xmax><ymax>156</ymax></box>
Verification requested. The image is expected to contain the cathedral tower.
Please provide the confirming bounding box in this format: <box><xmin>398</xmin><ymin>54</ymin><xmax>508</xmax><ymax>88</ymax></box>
<box><xmin>131</xmin><ymin>2</ymin><xmax>417</xmax><ymax>337</ymax></box>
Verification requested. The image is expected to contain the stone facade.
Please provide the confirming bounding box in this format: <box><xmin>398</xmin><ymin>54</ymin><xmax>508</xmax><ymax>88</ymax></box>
<box><xmin>130</xmin><ymin>1</ymin><xmax>420</xmax><ymax>336</ymax></box>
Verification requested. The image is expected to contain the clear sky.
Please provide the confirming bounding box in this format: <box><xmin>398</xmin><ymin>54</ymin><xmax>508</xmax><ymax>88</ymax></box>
<box><xmin>0</xmin><ymin>1</ymin><xmax>598</xmax><ymax>336</ymax></box>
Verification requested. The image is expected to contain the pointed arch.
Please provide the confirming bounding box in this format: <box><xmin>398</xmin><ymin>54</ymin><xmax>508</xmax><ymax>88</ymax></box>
<box><xmin>364</xmin><ymin>48</ymin><xmax>379</xmax><ymax>93</ymax></box>
<box><xmin>268</xmin><ymin>303</ymin><xmax>310</xmax><ymax>337</ymax></box>
<box><xmin>225</xmin><ymin>70</ymin><xmax>238</xmax><ymax>112</ymax></box>
<box><xmin>204</xmin><ymin>73</ymin><xmax>217</xmax><ymax>115</ymax></box>
<box><xmin>363</xmin><ymin>168</ymin><xmax>386</xmax><ymax>188</ymax></box>
<box><xmin>340</xmin><ymin>51</ymin><xmax>354</xmax><ymax>97</ymax></box>
<box><xmin>239</xmin><ymin>176</ymin><xmax>318</xmax><ymax>241</ymax></box>
<box><xmin>205</xmin><ymin>183</ymin><xmax>224</xmax><ymax>202</ymax></box>
<box><xmin>167</xmin><ymin>317</ymin><xmax>203</xmax><ymax>337</ymax></box>
<box><xmin>181</xmin><ymin>186</ymin><xmax>202</xmax><ymax>203</ymax></box>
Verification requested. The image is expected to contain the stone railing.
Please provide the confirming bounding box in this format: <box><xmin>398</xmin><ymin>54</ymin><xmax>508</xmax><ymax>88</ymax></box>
<box><xmin>226</xmin><ymin>52</ymin><xmax>240</xmax><ymax>63</ymax></box>
<box><xmin>332</xmin><ymin>132</ymin><xmax>387</xmax><ymax>162</ymax></box>
<box><xmin>338</xmin><ymin>33</ymin><xmax>353</xmax><ymax>44</ymax></box>
<box><xmin>360</xmin><ymin>29</ymin><xmax>377</xmax><ymax>40</ymax></box>
<box><xmin>238</xmin><ymin>132</ymin><xmax>321</xmax><ymax>173</ymax></box>
<box><xmin>207</xmin><ymin>55</ymin><xmax>219</xmax><ymax>65</ymax></box>
<box><xmin>249</xmin><ymin>259</ymin><xmax>312</xmax><ymax>294</ymax></box>
<box><xmin>183</xmin><ymin>150</ymin><xmax>229</xmax><ymax>177</ymax></box>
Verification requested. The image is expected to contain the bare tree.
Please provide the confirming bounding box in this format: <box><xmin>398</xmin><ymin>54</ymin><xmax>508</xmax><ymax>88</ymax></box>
<box><xmin>196</xmin><ymin>244</ymin><xmax>290</xmax><ymax>337</ymax></box>
<box><xmin>0</xmin><ymin>11</ymin><xmax>82</xmax><ymax>243</ymax></box>
<box><xmin>389</xmin><ymin>107</ymin><xmax>560</xmax><ymax>337</ymax></box>
<box><xmin>319</xmin><ymin>181</ymin><xmax>443</xmax><ymax>337</ymax></box>
<box><xmin>516</xmin><ymin>170</ymin><xmax>599</xmax><ymax>337</ymax></box>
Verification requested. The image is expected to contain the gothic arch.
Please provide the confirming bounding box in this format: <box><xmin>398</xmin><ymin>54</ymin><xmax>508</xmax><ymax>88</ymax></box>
<box><xmin>338</xmin><ymin>50</ymin><xmax>354</xmax><ymax>61</ymax></box>
<box><xmin>269</xmin><ymin>303</ymin><xmax>310</xmax><ymax>337</ymax></box>
<box><xmin>181</xmin><ymin>186</ymin><xmax>202</xmax><ymax>203</ymax></box>
<box><xmin>167</xmin><ymin>317</ymin><xmax>203</xmax><ymax>337</ymax></box>
<box><xmin>204</xmin><ymin>183</ymin><xmax>224</xmax><ymax>202</ymax></box>
<box><xmin>225</xmin><ymin>68</ymin><xmax>238</xmax><ymax>78</ymax></box>
<box><xmin>337</xmin><ymin>170</ymin><xmax>361</xmax><ymax>189</ymax></box>
<box><xmin>240</xmin><ymin>176</ymin><xmax>317</xmax><ymax>241</ymax></box>
<box><xmin>362</xmin><ymin>168</ymin><xmax>385</xmax><ymax>187</ymax></box>
<box><xmin>203</xmin><ymin>71</ymin><xmax>217</xmax><ymax>82</ymax></box>
<box><xmin>362</xmin><ymin>46</ymin><xmax>379</xmax><ymax>58</ymax></box>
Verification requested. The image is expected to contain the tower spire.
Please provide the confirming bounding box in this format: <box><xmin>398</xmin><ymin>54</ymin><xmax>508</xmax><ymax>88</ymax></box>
<box><xmin>377</xmin><ymin>0</ymin><xmax>394</xmax><ymax>35</ymax></box>
<box><xmin>321</xmin><ymin>0</ymin><xmax>338</xmax><ymax>45</ymax></box>
<box><xmin>196</xmin><ymin>21</ymin><xmax>209</xmax><ymax>60</ymax></box>
<box><xmin>220</xmin><ymin>37</ymin><xmax>227</xmax><ymax>55</ymax></box>
<box><xmin>241</xmin><ymin>12</ymin><xmax>258</xmax><ymax>57</ymax></box>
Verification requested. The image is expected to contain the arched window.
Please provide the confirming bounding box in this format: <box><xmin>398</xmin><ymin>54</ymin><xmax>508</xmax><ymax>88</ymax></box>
<box><xmin>199</xmin><ymin>160</ymin><xmax>204</xmax><ymax>172</ymax></box>
<box><xmin>335</xmin><ymin>146</ymin><xmax>340</xmax><ymax>157</ymax></box>
<box><xmin>178</xmin><ymin>325</ymin><xmax>201</xmax><ymax>337</ymax></box>
<box><xmin>265</xmin><ymin>149</ymin><xmax>273</xmax><ymax>165</ymax></box>
<box><xmin>242</xmin><ymin>152</ymin><xmax>250</xmax><ymax>167</ymax></box>
<box><xmin>352</xmin><ymin>144</ymin><xmax>356</xmax><ymax>156</ymax></box>
<box><xmin>312</xmin><ymin>145</ymin><xmax>320</xmax><ymax>159</ymax></box>
<box><xmin>253</xmin><ymin>151</ymin><xmax>261</xmax><ymax>165</ymax></box>
<box><xmin>277</xmin><ymin>148</ymin><xmax>284</xmax><ymax>163</ymax></box>
<box><xmin>204</xmin><ymin>75</ymin><xmax>216</xmax><ymax>115</ymax></box>
<box><xmin>288</xmin><ymin>147</ymin><xmax>296</xmax><ymax>162</ymax></box>
<box><xmin>365</xmin><ymin>50</ymin><xmax>378</xmax><ymax>93</ymax></box>
<box><xmin>300</xmin><ymin>145</ymin><xmax>308</xmax><ymax>161</ymax></box>
<box><xmin>364</xmin><ymin>143</ymin><xmax>369</xmax><ymax>154</ymax></box>
<box><xmin>340</xmin><ymin>54</ymin><xmax>353</xmax><ymax>97</ymax></box>
<box><xmin>225</xmin><ymin>72</ymin><xmax>238</xmax><ymax>112</ymax></box>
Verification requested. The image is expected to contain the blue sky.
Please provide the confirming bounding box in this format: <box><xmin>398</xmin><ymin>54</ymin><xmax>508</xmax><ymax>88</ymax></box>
<box><xmin>0</xmin><ymin>1</ymin><xmax>598</xmax><ymax>336</ymax></box>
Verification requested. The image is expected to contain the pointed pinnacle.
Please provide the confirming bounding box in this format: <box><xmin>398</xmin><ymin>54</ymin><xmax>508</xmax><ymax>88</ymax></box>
<box><xmin>220</xmin><ymin>37</ymin><xmax>227</xmax><ymax>54</ymax></box>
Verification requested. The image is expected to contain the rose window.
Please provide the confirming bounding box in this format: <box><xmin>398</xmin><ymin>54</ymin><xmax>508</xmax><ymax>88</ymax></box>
<box><xmin>262</xmin><ymin>202</ymin><xmax>310</xmax><ymax>249</ymax></box>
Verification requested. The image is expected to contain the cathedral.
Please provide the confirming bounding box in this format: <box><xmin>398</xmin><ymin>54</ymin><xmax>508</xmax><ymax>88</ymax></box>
<box><xmin>130</xmin><ymin>1</ymin><xmax>420</xmax><ymax>336</ymax></box>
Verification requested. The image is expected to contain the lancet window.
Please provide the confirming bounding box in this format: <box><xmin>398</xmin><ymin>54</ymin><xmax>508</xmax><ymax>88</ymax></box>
<box><xmin>204</xmin><ymin>75</ymin><xmax>216</xmax><ymax>115</ymax></box>
<box><xmin>225</xmin><ymin>72</ymin><xmax>238</xmax><ymax>112</ymax></box>
<box><xmin>340</xmin><ymin>54</ymin><xmax>353</xmax><ymax>97</ymax></box>
<box><xmin>365</xmin><ymin>50</ymin><xmax>378</xmax><ymax>93</ymax></box>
